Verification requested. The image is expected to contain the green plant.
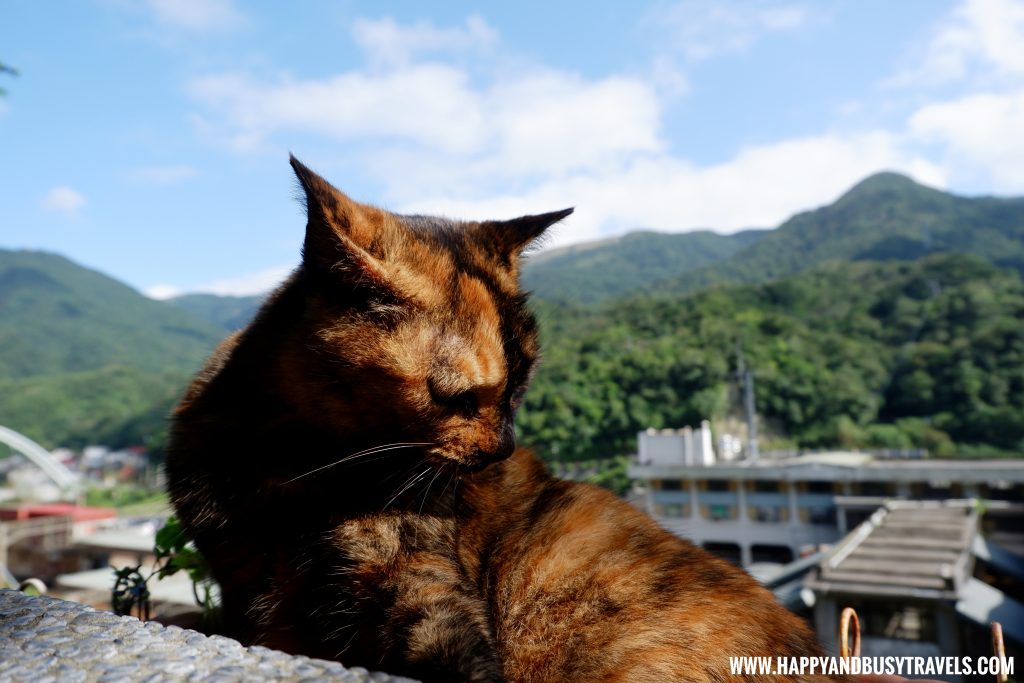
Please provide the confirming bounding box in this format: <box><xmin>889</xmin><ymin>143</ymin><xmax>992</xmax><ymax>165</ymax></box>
<box><xmin>110</xmin><ymin>516</ymin><xmax>219</xmax><ymax>628</ymax></box>
<box><xmin>111</xmin><ymin>564</ymin><xmax>151</xmax><ymax>620</ymax></box>
<box><xmin>153</xmin><ymin>515</ymin><xmax>218</xmax><ymax>618</ymax></box>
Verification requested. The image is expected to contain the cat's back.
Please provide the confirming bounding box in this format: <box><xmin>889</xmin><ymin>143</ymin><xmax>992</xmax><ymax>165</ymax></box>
<box><xmin>478</xmin><ymin>451</ymin><xmax>833</xmax><ymax>683</ymax></box>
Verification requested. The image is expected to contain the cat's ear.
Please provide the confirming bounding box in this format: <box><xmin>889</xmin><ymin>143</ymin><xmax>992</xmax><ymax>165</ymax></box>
<box><xmin>290</xmin><ymin>155</ymin><xmax>394</xmax><ymax>288</ymax></box>
<box><xmin>481</xmin><ymin>208</ymin><xmax>573</xmax><ymax>261</ymax></box>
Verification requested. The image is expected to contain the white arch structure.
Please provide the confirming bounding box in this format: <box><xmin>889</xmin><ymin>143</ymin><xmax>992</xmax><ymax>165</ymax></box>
<box><xmin>0</xmin><ymin>425</ymin><xmax>79</xmax><ymax>494</ymax></box>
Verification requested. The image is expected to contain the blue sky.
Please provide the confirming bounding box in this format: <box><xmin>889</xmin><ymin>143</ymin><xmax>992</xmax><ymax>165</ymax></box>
<box><xmin>2</xmin><ymin>0</ymin><xmax>1023</xmax><ymax>298</ymax></box>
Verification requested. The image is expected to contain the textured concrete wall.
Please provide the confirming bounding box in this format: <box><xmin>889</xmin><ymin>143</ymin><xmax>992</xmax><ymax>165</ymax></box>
<box><xmin>0</xmin><ymin>590</ymin><xmax>418</xmax><ymax>682</ymax></box>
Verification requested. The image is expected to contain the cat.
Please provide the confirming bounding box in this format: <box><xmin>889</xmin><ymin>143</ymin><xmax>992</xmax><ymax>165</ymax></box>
<box><xmin>166</xmin><ymin>156</ymin><xmax>839</xmax><ymax>682</ymax></box>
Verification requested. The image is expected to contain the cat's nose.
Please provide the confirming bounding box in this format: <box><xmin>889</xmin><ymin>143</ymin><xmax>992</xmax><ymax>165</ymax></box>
<box><xmin>479</xmin><ymin>423</ymin><xmax>516</xmax><ymax>464</ymax></box>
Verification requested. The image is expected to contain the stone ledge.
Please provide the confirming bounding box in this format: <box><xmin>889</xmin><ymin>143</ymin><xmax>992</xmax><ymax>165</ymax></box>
<box><xmin>0</xmin><ymin>589</ymin><xmax>418</xmax><ymax>683</ymax></box>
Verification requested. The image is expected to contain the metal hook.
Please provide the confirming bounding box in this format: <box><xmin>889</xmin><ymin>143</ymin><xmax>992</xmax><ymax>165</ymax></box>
<box><xmin>839</xmin><ymin>607</ymin><xmax>861</xmax><ymax>659</ymax></box>
<box><xmin>992</xmin><ymin>622</ymin><xmax>1007</xmax><ymax>683</ymax></box>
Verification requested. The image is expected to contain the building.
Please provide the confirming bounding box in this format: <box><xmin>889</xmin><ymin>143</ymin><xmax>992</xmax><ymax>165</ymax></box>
<box><xmin>628</xmin><ymin>427</ymin><xmax>1024</xmax><ymax>567</ymax></box>
<box><xmin>0</xmin><ymin>503</ymin><xmax>118</xmax><ymax>583</ymax></box>
<box><xmin>806</xmin><ymin>499</ymin><xmax>1023</xmax><ymax>678</ymax></box>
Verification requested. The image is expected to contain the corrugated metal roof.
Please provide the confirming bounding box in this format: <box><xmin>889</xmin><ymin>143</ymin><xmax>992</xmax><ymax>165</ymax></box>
<box><xmin>807</xmin><ymin>500</ymin><xmax>977</xmax><ymax>600</ymax></box>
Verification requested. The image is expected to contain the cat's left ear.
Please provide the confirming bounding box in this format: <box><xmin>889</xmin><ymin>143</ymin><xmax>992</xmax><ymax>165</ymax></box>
<box><xmin>480</xmin><ymin>208</ymin><xmax>573</xmax><ymax>262</ymax></box>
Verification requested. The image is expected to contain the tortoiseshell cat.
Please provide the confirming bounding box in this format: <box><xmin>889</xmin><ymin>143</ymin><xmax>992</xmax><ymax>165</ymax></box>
<box><xmin>167</xmin><ymin>157</ymin><xmax>837</xmax><ymax>682</ymax></box>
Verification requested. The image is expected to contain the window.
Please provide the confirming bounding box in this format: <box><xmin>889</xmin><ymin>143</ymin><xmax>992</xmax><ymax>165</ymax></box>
<box><xmin>751</xmin><ymin>545</ymin><xmax>794</xmax><ymax>564</ymax></box>
<box><xmin>803</xmin><ymin>507</ymin><xmax>836</xmax><ymax>526</ymax></box>
<box><xmin>705</xmin><ymin>479</ymin><xmax>730</xmax><ymax>492</ymax></box>
<box><xmin>858</xmin><ymin>481</ymin><xmax>892</xmax><ymax>497</ymax></box>
<box><xmin>750</xmin><ymin>506</ymin><xmax>788</xmax><ymax>523</ymax></box>
<box><xmin>846</xmin><ymin>599</ymin><xmax>937</xmax><ymax>643</ymax></box>
<box><xmin>706</xmin><ymin>504</ymin><xmax>735</xmax><ymax>521</ymax></box>
<box><xmin>655</xmin><ymin>503</ymin><xmax>686</xmax><ymax>518</ymax></box>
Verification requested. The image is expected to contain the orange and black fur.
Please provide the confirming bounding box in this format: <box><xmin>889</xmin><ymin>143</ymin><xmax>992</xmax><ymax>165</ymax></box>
<box><xmin>167</xmin><ymin>157</ymin><xmax>836</xmax><ymax>682</ymax></box>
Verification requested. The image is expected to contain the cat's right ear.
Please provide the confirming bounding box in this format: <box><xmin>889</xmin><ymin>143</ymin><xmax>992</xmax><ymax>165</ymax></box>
<box><xmin>290</xmin><ymin>155</ymin><xmax>393</xmax><ymax>290</ymax></box>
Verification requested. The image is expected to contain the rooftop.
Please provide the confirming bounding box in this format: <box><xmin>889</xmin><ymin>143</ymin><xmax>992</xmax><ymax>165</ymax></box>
<box><xmin>630</xmin><ymin>452</ymin><xmax>1024</xmax><ymax>483</ymax></box>
<box><xmin>807</xmin><ymin>499</ymin><xmax>977</xmax><ymax>600</ymax></box>
<box><xmin>0</xmin><ymin>503</ymin><xmax>118</xmax><ymax>522</ymax></box>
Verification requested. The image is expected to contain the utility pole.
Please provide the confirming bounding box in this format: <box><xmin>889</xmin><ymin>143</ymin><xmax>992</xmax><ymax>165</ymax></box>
<box><xmin>736</xmin><ymin>341</ymin><xmax>759</xmax><ymax>461</ymax></box>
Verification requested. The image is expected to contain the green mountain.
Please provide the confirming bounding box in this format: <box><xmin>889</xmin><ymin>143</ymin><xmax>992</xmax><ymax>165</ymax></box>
<box><xmin>0</xmin><ymin>250</ymin><xmax>222</xmax><ymax>379</ymax></box>
<box><xmin>519</xmin><ymin>254</ymin><xmax>1024</xmax><ymax>460</ymax></box>
<box><xmin>0</xmin><ymin>250</ymin><xmax>224</xmax><ymax>448</ymax></box>
<box><xmin>659</xmin><ymin>172</ymin><xmax>1024</xmax><ymax>295</ymax></box>
<box><xmin>168</xmin><ymin>293</ymin><xmax>264</xmax><ymax>332</ymax></box>
<box><xmin>521</xmin><ymin>229</ymin><xmax>766</xmax><ymax>304</ymax></box>
<box><xmin>0</xmin><ymin>365</ymin><xmax>187</xmax><ymax>450</ymax></box>
<box><xmin>3</xmin><ymin>172</ymin><xmax>1023</xmax><ymax>456</ymax></box>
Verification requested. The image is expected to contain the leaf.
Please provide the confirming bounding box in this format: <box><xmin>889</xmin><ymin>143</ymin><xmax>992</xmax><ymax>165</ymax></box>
<box><xmin>154</xmin><ymin>516</ymin><xmax>187</xmax><ymax>557</ymax></box>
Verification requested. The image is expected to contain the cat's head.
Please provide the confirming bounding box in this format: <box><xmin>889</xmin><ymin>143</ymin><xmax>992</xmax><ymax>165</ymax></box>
<box><xmin>285</xmin><ymin>156</ymin><xmax>571</xmax><ymax>472</ymax></box>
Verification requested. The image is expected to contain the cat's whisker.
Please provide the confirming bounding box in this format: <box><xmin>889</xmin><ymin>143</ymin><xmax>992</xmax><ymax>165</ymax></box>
<box><xmin>418</xmin><ymin>467</ymin><xmax>445</xmax><ymax>515</ymax></box>
<box><xmin>394</xmin><ymin>468</ymin><xmax>432</xmax><ymax>507</ymax></box>
<box><xmin>284</xmin><ymin>442</ymin><xmax>434</xmax><ymax>485</ymax></box>
<box><xmin>384</xmin><ymin>467</ymin><xmax>432</xmax><ymax>510</ymax></box>
<box><xmin>382</xmin><ymin>467</ymin><xmax>423</xmax><ymax>506</ymax></box>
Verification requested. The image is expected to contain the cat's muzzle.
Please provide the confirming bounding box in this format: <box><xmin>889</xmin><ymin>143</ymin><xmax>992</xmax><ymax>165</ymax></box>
<box><xmin>462</xmin><ymin>427</ymin><xmax>516</xmax><ymax>471</ymax></box>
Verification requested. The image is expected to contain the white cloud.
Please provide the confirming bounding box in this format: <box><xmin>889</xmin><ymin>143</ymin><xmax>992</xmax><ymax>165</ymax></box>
<box><xmin>485</xmin><ymin>72</ymin><xmax>662</xmax><ymax>177</ymax></box>
<box><xmin>41</xmin><ymin>186</ymin><xmax>86</xmax><ymax>218</ymax></box>
<box><xmin>145</xmin><ymin>0</ymin><xmax>244</xmax><ymax>32</ymax></box>
<box><xmin>879</xmin><ymin>0</ymin><xmax>1024</xmax><ymax>193</ymax></box>
<box><xmin>399</xmin><ymin>131</ymin><xmax>945</xmax><ymax>249</ymax></box>
<box><xmin>889</xmin><ymin>0</ymin><xmax>1024</xmax><ymax>86</ymax></box>
<box><xmin>647</xmin><ymin>1</ymin><xmax>810</xmax><ymax>62</ymax></box>
<box><xmin>909</xmin><ymin>91</ymin><xmax>1024</xmax><ymax>191</ymax></box>
<box><xmin>128</xmin><ymin>164</ymin><xmax>198</xmax><ymax>184</ymax></box>
<box><xmin>187</xmin><ymin>65</ymin><xmax>662</xmax><ymax>177</ymax></box>
<box><xmin>352</xmin><ymin>15</ymin><xmax>497</xmax><ymax>67</ymax></box>
<box><xmin>640</xmin><ymin>1</ymin><xmax>810</xmax><ymax>98</ymax></box>
<box><xmin>145</xmin><ymin>284</ymin><xmax>183</xmax><ymax>300</ymax></box>
<box><xmin>185</xmin><ymin>11</ymin><xmax>1020</xmax><ymax>254</ymax></box>
<box><xmin>193</xmin><ymin>264</ymin><xmax>293</xmax><ymax>297</ymax></box>
<box><xmin>189</xmin><ymin>65</ymin><xmax>486</xmax><ymax>154</ymax></box>
<box><xmin>147</xmin><ymin>264</ymin><xmax>292</xmax><ymax>299</ymax></box>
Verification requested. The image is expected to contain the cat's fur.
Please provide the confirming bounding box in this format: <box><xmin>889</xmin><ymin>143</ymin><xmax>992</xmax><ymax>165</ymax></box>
<box><xmin>166</xmin><ymin>157</ymin><xmax>838</xmax><ymax>682</ymax></box>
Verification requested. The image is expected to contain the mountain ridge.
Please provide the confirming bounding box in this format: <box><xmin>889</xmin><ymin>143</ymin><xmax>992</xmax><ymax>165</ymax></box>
<box><xmin>3</xmin><ymin>171</ymin><xmax>1023</xmax><ymax>452</ymax></box>
<box><xmin>649</xmin><ymin>172</ymin><xmax>1024</xmax><ymax>297</ymax></box>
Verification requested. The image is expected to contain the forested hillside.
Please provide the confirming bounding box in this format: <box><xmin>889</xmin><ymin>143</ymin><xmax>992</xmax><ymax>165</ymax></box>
<box><xmin>168</xmin><ymin>293</ymin><xmax>263</xmax><ymax>332</ymax></box>
<box><xmin>0</xmin><ymin>250</ymin><xmax>221</xmax><ymax>448</ymax></box>
<box><xmin>518</xmin><ymin>255</ymin><xmax>1024</xmax><ymax>460</ymax></box>
<box><xmin>0</xmin><ymin>250</ymin><xmax>221</xmax><ymax>378</ymax></box>
<box><xmin>521</xmin><ymin>229</ymin><xmax>766</xmax><ymax>304</ymax></box>
<box><xmin>2</xmin><ymin>173</ymin><xmax>1023</xmax><ymax>459</ymax></box>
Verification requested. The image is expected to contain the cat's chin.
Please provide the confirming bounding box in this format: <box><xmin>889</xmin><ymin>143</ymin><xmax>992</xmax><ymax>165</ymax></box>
<box><xmin>425</xmin><ymin>453</ymin><xmax>490</xmax><ymax>473</ymax></box>
<box><xmin>458</xmin><ymin>459</ymin><xmax>495</xmax><ymax>474</ymax></box>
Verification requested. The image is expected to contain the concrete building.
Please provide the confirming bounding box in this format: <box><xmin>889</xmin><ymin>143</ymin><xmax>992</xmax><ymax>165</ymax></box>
<box><xmin>629</xmin><ymin>427</ymin><xmax>1024</xmax><ymax>567</ymax></box>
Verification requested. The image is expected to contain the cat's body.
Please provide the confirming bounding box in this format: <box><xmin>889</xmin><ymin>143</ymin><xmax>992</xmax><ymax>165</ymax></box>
<box><xmin>167</xmin><ymin>158</ymin><xmax>837</xmax><ymax>682</ymax></box>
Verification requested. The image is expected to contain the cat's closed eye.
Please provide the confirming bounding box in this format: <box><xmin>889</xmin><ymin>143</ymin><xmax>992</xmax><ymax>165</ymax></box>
<box><xmin>428</xmin><ymin>378</ymin><xmax>480</xmax><ymax>415</ymax></box>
